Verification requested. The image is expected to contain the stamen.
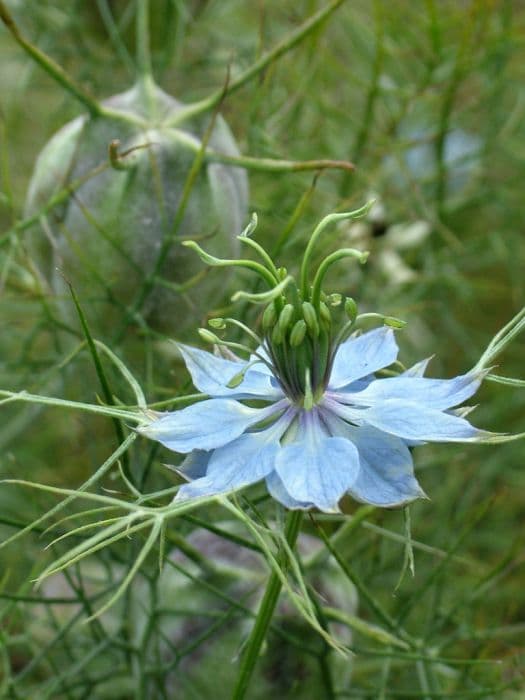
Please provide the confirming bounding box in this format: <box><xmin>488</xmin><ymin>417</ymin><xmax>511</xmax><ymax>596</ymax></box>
<box><xmin>303</xmin><ymin>368</ymin><xmax>314</xmax><ymax>410</ymax></box>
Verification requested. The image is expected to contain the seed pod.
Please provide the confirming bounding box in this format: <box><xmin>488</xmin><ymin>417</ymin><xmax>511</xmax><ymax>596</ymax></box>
<box><xmin>25</xmin><ymin>83</ymin><xmax>248</xmax><ymax>338</ymax></box>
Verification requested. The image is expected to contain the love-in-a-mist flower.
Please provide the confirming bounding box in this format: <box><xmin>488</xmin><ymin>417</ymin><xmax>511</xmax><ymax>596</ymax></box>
<box><xmin>138</xmin><ymin>206</ymin><xmax>491</xmax><ymax>512</ymax></box>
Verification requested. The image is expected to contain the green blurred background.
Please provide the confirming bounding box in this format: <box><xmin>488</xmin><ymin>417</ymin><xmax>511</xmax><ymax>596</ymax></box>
<box><xmin>1</xmin><ymin>1</ymin><xmax>524</xmax><ymax>697</ymax></box>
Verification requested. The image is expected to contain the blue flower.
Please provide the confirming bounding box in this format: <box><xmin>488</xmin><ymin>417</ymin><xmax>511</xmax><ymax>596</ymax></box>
<box><xmin>139</xmin><ymin>327</ymin><xmax>489</xmax><ymax>512</ymax></box>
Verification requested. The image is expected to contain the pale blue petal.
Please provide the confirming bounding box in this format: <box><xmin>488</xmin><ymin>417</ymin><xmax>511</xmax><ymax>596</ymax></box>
<box><xmin>139</xmin><ymin>398</ymin><xmax>287</xmax><ymax>453</ymax></box>
<box><xmin>329</xmin><ymin>328</ymin><xmax>399</xmax><ymax>390</ymax></box>
<box><xmin>178</xmin><ymin>343</ymin><xmax>283</xmax><ymax>400</ymax></box>
<box><xmin>322</xmin><ymin>413</ymin><xmax>425</xmax><ymax>507</ymax></box>
<box><xmin>402</xmin><ymin>357</ymin><xmax>432</xmax><ymax>377</ymax></box>
<box><xmin>176</xmin><ymin>436</ymin><xmax>278</xmax><ymax>500</ymax></box>
<box><xmin>275</xmin><ymin>412</ymin><xmax>360</xmax><ymax>512</ymax></box>
<box><xmin>333</xmin><ymin>370</ymin><xmax>484</xmax><ymax>411</ymax></box>
<box><xmin>177</xmin><ymin>450</ymin><xmax>210</xmax><ymax>480</ymax></box>
<box><xmin>325</xmin><ymin>397</ymin><xmax>487</xmax><ymax>442</ymax></box>
<box><xmin>175</xmin><ymin>410</ymin><xmax>295</xmax><ymax>500</ymax></box>
<box><xmin>265</xmin><ymin>471</ymin><xmax>314</xmax><ymax>510</ymax></box>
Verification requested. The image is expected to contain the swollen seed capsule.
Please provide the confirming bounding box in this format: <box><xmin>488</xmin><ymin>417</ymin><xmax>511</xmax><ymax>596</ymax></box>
<box><xmin>262</xmin><ymin>303</ymin><xmax>278</xmax><ymax>331</ymax></box>
<box><xmin>25</xmin><ymin>82</ymin><xmax>248</xmax><ymax>340</ymax></box>
<box><xmin>302</xmin><ymin>302</ymin><xmax>320</xmax><ymax>337</ymax></box>
<box><xmin>277</xmin><ymin>304</ymin><xmax>295</xmax><ymax>335</ymax></box>
<box><xmin>289</xmin><ymin>319</ymin><xmax>307</xmax><ymax>347</ymax></box>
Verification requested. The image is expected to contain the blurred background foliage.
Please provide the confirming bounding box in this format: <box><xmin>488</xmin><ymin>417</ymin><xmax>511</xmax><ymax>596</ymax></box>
<box><xmin>0</xmin><ymin>0</ymin><xmax>524</xmax><ymax>697</ymax></box>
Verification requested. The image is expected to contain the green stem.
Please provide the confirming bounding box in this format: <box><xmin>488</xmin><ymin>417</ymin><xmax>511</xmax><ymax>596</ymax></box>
<box><xmin>311</xmin><ymin>248</ymin><xmax>367</xmax><ymax>309</ymax></box>
<box><xmin>203</xmin><ymin>152</ymin><xmax>355</xmax><ymax>174</ymax></box>
<box><xmin>300</xmin><ymin>203</ymin><xmax>372</xmax><ymax>299</ymax></box>
<box><xmin>135</xmin><ymin>0</ymin><xmax>157</xmax><ymax>115</ymax></box>
<box><xmin>0</xmin><ymin>389</ymin><xmax>142</xmax><ymax>422</ymax></box>
<box><xmin>136</xmin><ymin>0</ymin><xmax>153</xmax><ymax>80</ymax></box>
<box><xmin>162</xmin><ymin>129</ymin><xmax>355</xmax><ymax>173</ymax></box>
<box><xmin>0</xmin><ymin>0</ymin><xmax>103</xmax><ymax>117</ymax></box>
<box><xmin>164</xmin><ymin>0</ymin><xmax>348</xmax><ymax>126</ymax></box>
<box><xmin>231</xmin><ymin>509</ymin><xmax>303</xmax><ymax>700</ymax></box>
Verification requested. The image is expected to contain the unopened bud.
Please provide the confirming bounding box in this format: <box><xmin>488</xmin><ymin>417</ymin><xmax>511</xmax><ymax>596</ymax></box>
<box><xmin>289</xmin><ymin>319</ymin><xmax>307</xmax><ymax>347</ymax></box>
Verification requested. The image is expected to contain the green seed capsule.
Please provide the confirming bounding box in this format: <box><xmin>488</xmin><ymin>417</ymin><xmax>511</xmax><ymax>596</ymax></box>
<box><xmin>302</xmin><ymin>301</ymin><xmax>320</xmax><ymax>337</ymax></box>
<box><xmin>289</xmin><ymin>319</ymin><xmax>307</xmax><ymax>347</ymax></box>
<box><xmin>25</xmin><ymin>83</ymin><xmax>248</xmax><ymax>340</ymax></box>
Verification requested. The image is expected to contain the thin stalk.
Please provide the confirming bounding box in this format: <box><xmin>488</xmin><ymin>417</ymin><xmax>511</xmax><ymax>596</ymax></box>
<box><xmin>231</xmin><ymin>509</ymin><xmax>303</xmax><ymax>700</ymax></box>
<box><xmin>135</xmin><ymin>0</ymin><xmax>156</xmax><ymax>113</ymax></box>
<box><xmin>170</xmin><ymin>125</ymin><xmax>354</xmax><ymax>173</ymax></box>
<box><xmin>0</xmin><ymin>1</ymin><xmax>102</xmax><ymax>116</ymax></box>
<box><xmin>164</xmin><ymin>0</ymin><xmax>348</xmax><ymax>125</ymax></box>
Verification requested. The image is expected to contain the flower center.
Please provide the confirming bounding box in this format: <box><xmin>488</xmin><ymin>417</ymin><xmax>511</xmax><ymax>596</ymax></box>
<box><xmin>264</xmin><ymin>299</ymin><xmax>333</xmax><ymax>408</ymax></box>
